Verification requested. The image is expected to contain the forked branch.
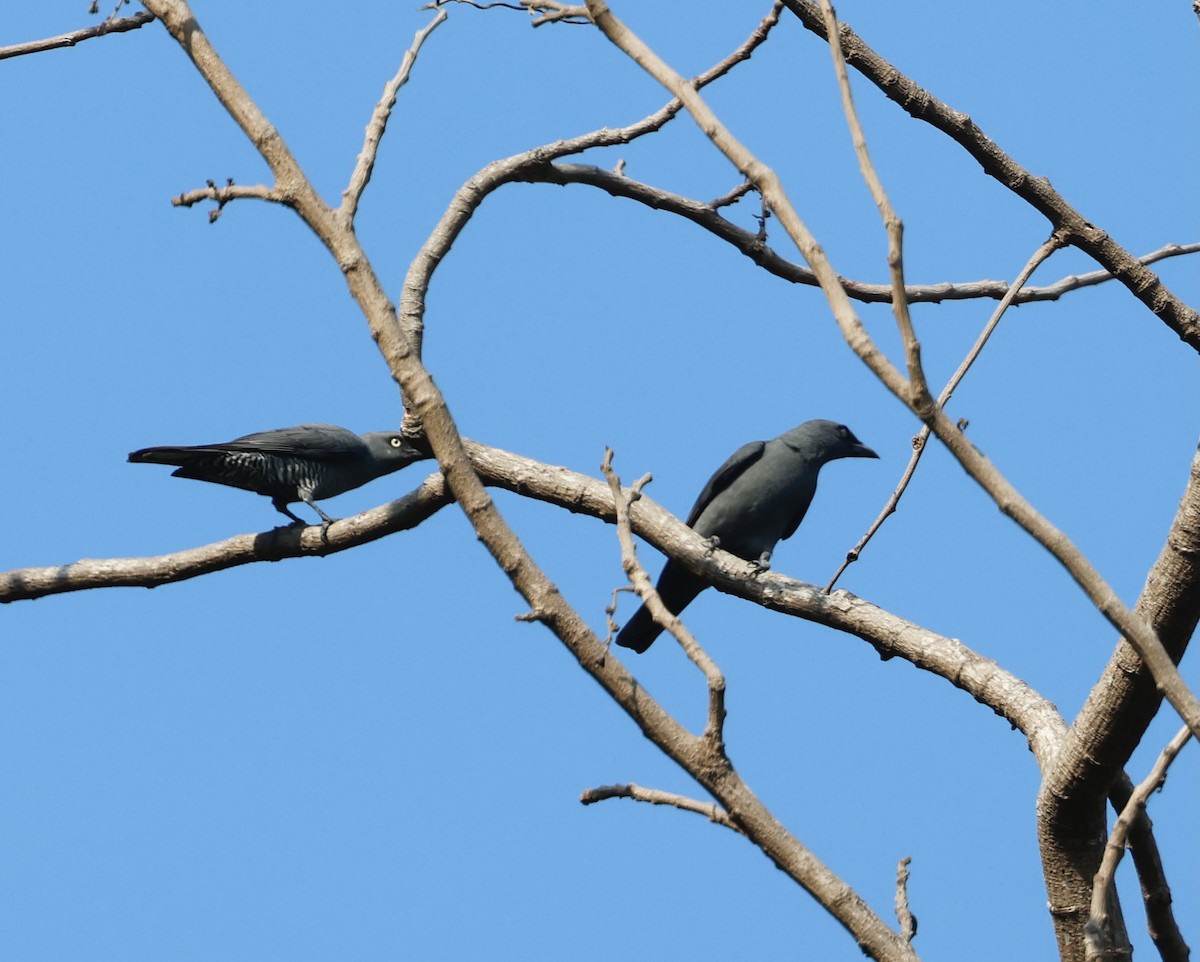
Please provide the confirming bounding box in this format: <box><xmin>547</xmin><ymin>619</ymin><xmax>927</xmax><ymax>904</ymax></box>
<box><xmin>826</xmin><ymin>234</ymin><xmax>1066</xmax><ymax>590</ymax></box>
<box><xmin>137</xmin><ymin>7</ymin><xmax>922</xmax><ymax>956</ymax></box>
<box><xmin>1085</xmin><ymin>726</ymin><xmax>1193</xmax><ymax>962</ymax></box>
<box><xmin>581</xmin><ymin>0</ymin><xmax>1200</xmax><ymax>743</ymax></box>
<box><xmin>602</xmin><ymin>450</ymin><xmax>726</xmax><ymax>745</ymax></box>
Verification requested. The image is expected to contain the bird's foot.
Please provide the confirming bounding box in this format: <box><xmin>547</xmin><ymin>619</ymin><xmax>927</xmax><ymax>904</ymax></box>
<box><xmin>703</xmin><ymin>535</ymin><xmax>722</xmax><ymax>555</ymax></box>
<box><xmin>750</xmin><ymin>551</ymin><xmax>772</xmax><ymax>576</ymax></box>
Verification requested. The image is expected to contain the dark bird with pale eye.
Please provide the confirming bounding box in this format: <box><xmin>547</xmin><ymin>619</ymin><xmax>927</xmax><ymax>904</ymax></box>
<box><xmin>616</xmin><ymin>419</ymin><xmax>878</xmax><ymax>653</ymax></box>
<box><xmin>128</xmin><ymin>423</ymin><xmax>430</xmax><ymax>525</ymax></box>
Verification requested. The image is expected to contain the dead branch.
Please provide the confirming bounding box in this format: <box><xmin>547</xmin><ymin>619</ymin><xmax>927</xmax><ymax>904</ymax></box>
<box><xmin>602</xmin><ymin>451</ymin><xmax>726</xmax><ymax>745</ymax></box>
<box><xmin>136</xmin><ymin>9</ymin><xmax>926</xmax><ymax>953</ymax></box>
<box><xmin>781</xmin><ymin>0</ymin><xmax>1200</xmax><ymax>350</ymax></box>
<box><xmin>341</xmin><ymin>8</ymin><xmax>448</xmax><ymax>223</ymax></box>
<box><xmin>581</xmin><ymin>0</ymin><xmax>1200</xmax><ymax>746</ymax></box>
<box><xmin>522</xmin><ymin>162</ymin><xmax>1199</xmax><ymax>306</ymax></box>
<box><xmin>0</xmin><ymin>438</ymin><xmax>1069</xmax><ymax>770</ymax></box>
<box><xmin>1086</xmin><ymin>726</ymin><xmax>1193</xmax><ymax>962</ymax></box>
<box><xmin>819</xmin><ymin>0</ymin><xmax>926</xmax><ymax>403</ymax></box>
<box><xmin>172</xmin><ymin>179</ymin><xmax>281</xmax><ymax>221</ymax></box>
<box><xmin>0</xmin><ymin>474</ymin><xmax>452</xmax><ymax>601</ymax></box>
<box><xmin>0</xmin><ymin>11</ymin><xmax>155</xmax><ymax>61</ymax></box>
<box><xmin>580</xmin><ymin>783</ymin><xmax>744</xmax><ymax>834</ymax></box>
<box><xmin>825</xmin><ymin>233</ymin><xmax>1066</xmax><ymax>590</ymax></box>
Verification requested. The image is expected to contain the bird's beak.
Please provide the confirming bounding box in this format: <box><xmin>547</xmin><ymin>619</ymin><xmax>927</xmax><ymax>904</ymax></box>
<box><xmin>851</xmin><ymin>443</ymin><xmax>879</xmax><ymax>459</ymax></box>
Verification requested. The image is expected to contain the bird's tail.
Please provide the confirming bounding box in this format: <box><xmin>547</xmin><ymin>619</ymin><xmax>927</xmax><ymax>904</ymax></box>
<box><xmin>127</xmin><ymin>445</ymin><xmax>198</xmax><ymax>467</ymax></box>
<box><xmin>615</xmin><ymin>563</ymin><xmax>706</xmax><ymax>653</ymax></box>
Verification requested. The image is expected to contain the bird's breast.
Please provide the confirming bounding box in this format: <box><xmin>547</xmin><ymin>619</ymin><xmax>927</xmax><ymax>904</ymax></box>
<box><xmin>692</xmin><ymin>464</ymin><xmax>816</xmax><ymax>559</ymax></box>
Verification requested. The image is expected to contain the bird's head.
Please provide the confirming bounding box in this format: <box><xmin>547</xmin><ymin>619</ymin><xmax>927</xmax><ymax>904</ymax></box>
<box><xmin>786</xmin><ymin>419</ymin><xmax>879</xmax><ymax>463</ymax></box>
<box><xmin>362</xmin><ymin>431</ymin><xmax>433</xmax><ymax>473</ymax></box>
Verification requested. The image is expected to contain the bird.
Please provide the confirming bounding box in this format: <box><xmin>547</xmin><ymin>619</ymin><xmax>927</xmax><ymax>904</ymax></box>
<box><xmin>615</xmin><ymin>419</ymin><xmax>878</xmax><ymax>653</ymax></box>
<box><xmin>128</xmin><ymin>423</ymin><xmax>431</xmax><ymax>525</ymax></box>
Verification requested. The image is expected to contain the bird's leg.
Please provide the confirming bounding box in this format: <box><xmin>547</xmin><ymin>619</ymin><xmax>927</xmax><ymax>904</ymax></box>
<box><xmin>272</xmin><ymin>498</ymin><xmax>308</xmax><ymax>526</ymax></box>
<box><xmin>301</xmin><ymin>494</ymin><xmax>338</xmax><ymax>527</ymax></box>
<box><xmin>751</xmin><ymin>550</ymin><xmax>772</xmax><ymax>575</ymax></box>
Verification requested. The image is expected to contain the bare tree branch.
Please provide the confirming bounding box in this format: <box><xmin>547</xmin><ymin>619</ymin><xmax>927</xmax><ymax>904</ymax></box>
<box><xmin>521</xmin><ymin>162</ymin><xmax>1200</xmax><ymax>306</ymax></box>
<box><xmin>0</xmin><ymin>474</ymin><xmax>452</xmax><ymax>601</ymax></box>
<box><xmin>520</xmin><ymin>1</ymin><xmax>593</xmax><ymax>26</ymax></box>
<box><xmin>1040</xmin><ymin>439</ymin><xmax>1200</xmax><ymax>961</ymax></box>
<box><xmin>0</xmin><ymin>10</ymin><xmax>155</xmax><ymax>61</ymax></box>
<box><xmin>1086</xmin><ymin>726</ymin><xmax>1193</xmax><ymax>962</ymax></box>
<box><xmin>580</xmin><ymin>783</ymin><xmax>744</xmax><ymax>834</ymax></box>
<box><xmin>13</xmin><ymin>3</ymin><xmax>1191</xmax><ymax>959</ymax></box>
<box><xmin>580</xmin><ymin>10</ymin><xmax>1200</xmax><ymax>950</ymax></box>
<box><xmin>134</xmin><ymin>9</ymin><xmax>924</xmax><ymax>954</ymax></box>
<box><xmin>0</xmin><ymin>440</ymin><xmax>1068</xmax><ymax>769</ymax></box>
<box><xmin>580</xmin><ymin>0</ymin><xmax>1200</xmax><ymax>746</ymax></box>
<box><xmin>603</xmin><ymin>451</ymin><xmax>726</xmax><ymax>745</ymax></box>
<box><xmin>172</xmin><ymin>179</ymin><xmax>282</xmax><ymax>221</ymax></box>
<box><xmin>709</xmin><ymin>179</ymin><xmax>756</xmax><ymax>210</ymax></box>
<box><xmin>1106</xmin><ymin>774</ymin><xmax>1192</xmax><ymax>962</ymax></box>
<box><xmin>341</xmin><ymin>8</ymin><xmax>447</xmax><ymax>223</ymax></box>
<box><xmin>395</xmin><ymin>2</ymin><xmax>783</xmax><ymax>381</ymax></box>
<box><xmin>818</xmin><ymin>0</ymin><xmax>926</xmax><ymax>403</ymax></box>
<box><xmin>429</xmin><ymin>0</ymin><xmax>533</xmax><ymax>14</ymax></box>
<box><xmin>825</xmin><ymin>233</ymin><xmax>1066</xmax><ymax>590</ymax></box>
<box><xmin>781</xmin><ymin>0</ymin><xmax>1200</xmax><ymax>351</ymax></box>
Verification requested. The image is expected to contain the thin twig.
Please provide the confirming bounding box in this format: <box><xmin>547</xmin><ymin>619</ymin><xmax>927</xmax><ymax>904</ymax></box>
<box><xmin>426</xmin><ymin>0</ymin><xmax>529</xmax><ymax>13</ymax></box>
<box><xmin>819</xmin><ymin>0</ymin><xmax>928</xmax><ymax>409</ymax></box>
<box><xmin>580</xmin><ymin>783</ymin><xmax>744</xmax><ymax>834</ymax></box>
<box><xmin>709</xmin><ymin>180</ymin><xmax>756</xmax><ymax>210</ymax></box>
<box><xmin>341</xmin><ymin>8</ymin><xmax>448</xmax><ymax>223</ymax></box>
<box><xmin>1085</xmin><ymin>725</ymin><xmax>1193</xmax><ymax>961</ymax></box>
<box><xmin>1105</xmin><ymin>773</ymin><xmax>1192</xmax><ymax>962</ymax></box>
<box><xmin>0</xmin><ymin>10</ymin><xmax>155</xmax><ymax>61</ymax></box>
<box><xmin>172</xmin><ymin>179</ymin><xmax>281</xmax><ymax>221</ymax></box>
<box><xmin>825</xmin><ymin>233</ymin><xmax>1065</xmax><ymax>590</ymax></box>
<box><xmin>602</xmin><ymin>450</ymin><xmax>726</xmax><ymax>745</ymax></box>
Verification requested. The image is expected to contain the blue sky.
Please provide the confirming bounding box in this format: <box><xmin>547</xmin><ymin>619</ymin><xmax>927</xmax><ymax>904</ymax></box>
<box><xmin>2</xmin><ymin>3</ymin><xmax>1197</xmax><ymax>959</ymax></box>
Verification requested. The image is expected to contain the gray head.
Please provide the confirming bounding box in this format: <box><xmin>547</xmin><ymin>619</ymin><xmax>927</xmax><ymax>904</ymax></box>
<box><xmin>780</xmin><ymin>419</ymin><xmax>878</xmax><ymax>463</ymax></box>
<box><xmin>361</xmin><ymin>431</ymin><xmax>432</xmax><ymax>477</ymax></box>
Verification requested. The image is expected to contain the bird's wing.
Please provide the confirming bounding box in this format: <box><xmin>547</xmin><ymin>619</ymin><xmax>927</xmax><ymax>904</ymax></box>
<box><xmin>780</xmin><ymin>496</ymin><xmax>814</xmax><ymax>543</ymax></box>
<box><xmin>222</xmin><ymin>424</ymin><xmax>363</xmax><ymax>459</ymax></box>
<box><xmin>684</xmin><ymin>441</ymin><xmax>766</xmax><ymax>527</ymax></box>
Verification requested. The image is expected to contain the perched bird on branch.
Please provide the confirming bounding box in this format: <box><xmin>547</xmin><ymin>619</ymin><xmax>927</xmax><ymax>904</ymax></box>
<box><xmin>616</xmin><ymin>419</ymin><xmax>878</xmax><ymax>653</ymax></box>
<box><xmin>129</xmin><ymin>423</ymin><xmax>430</xmax><ymax>525</ymax></box>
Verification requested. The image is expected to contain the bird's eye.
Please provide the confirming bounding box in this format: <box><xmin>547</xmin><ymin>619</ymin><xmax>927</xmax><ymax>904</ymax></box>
<box><xmin>390</xmin><ymin>437</ymin><xmax>403</xmax><ymax>448</ymax></box>
<box><xmin>837</xmin><ymin>425</ymin><xmax>849</xmax><ymax>438</ymax></box>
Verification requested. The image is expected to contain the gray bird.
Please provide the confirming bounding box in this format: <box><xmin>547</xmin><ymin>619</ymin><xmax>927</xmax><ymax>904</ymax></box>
<box><xmin>616</xmin><ymin>419</ymin><xmax>878</xmax><ymax>653</ymax></box>
<box><xmin>129</xmin><ymin>423</ymin><xmax>430</xmax><ymax>525</ymax></box>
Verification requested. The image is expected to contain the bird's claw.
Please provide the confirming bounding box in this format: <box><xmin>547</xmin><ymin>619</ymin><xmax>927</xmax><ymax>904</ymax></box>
<box><xmin>703</xmin><ymin>535</ymin><xmax>722</xmax><ymax>555</ymax></box>
<box><xmin>750</xmin><ymin>552</ymin><xmax>772</xmax><ymax>576</ymax></box>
